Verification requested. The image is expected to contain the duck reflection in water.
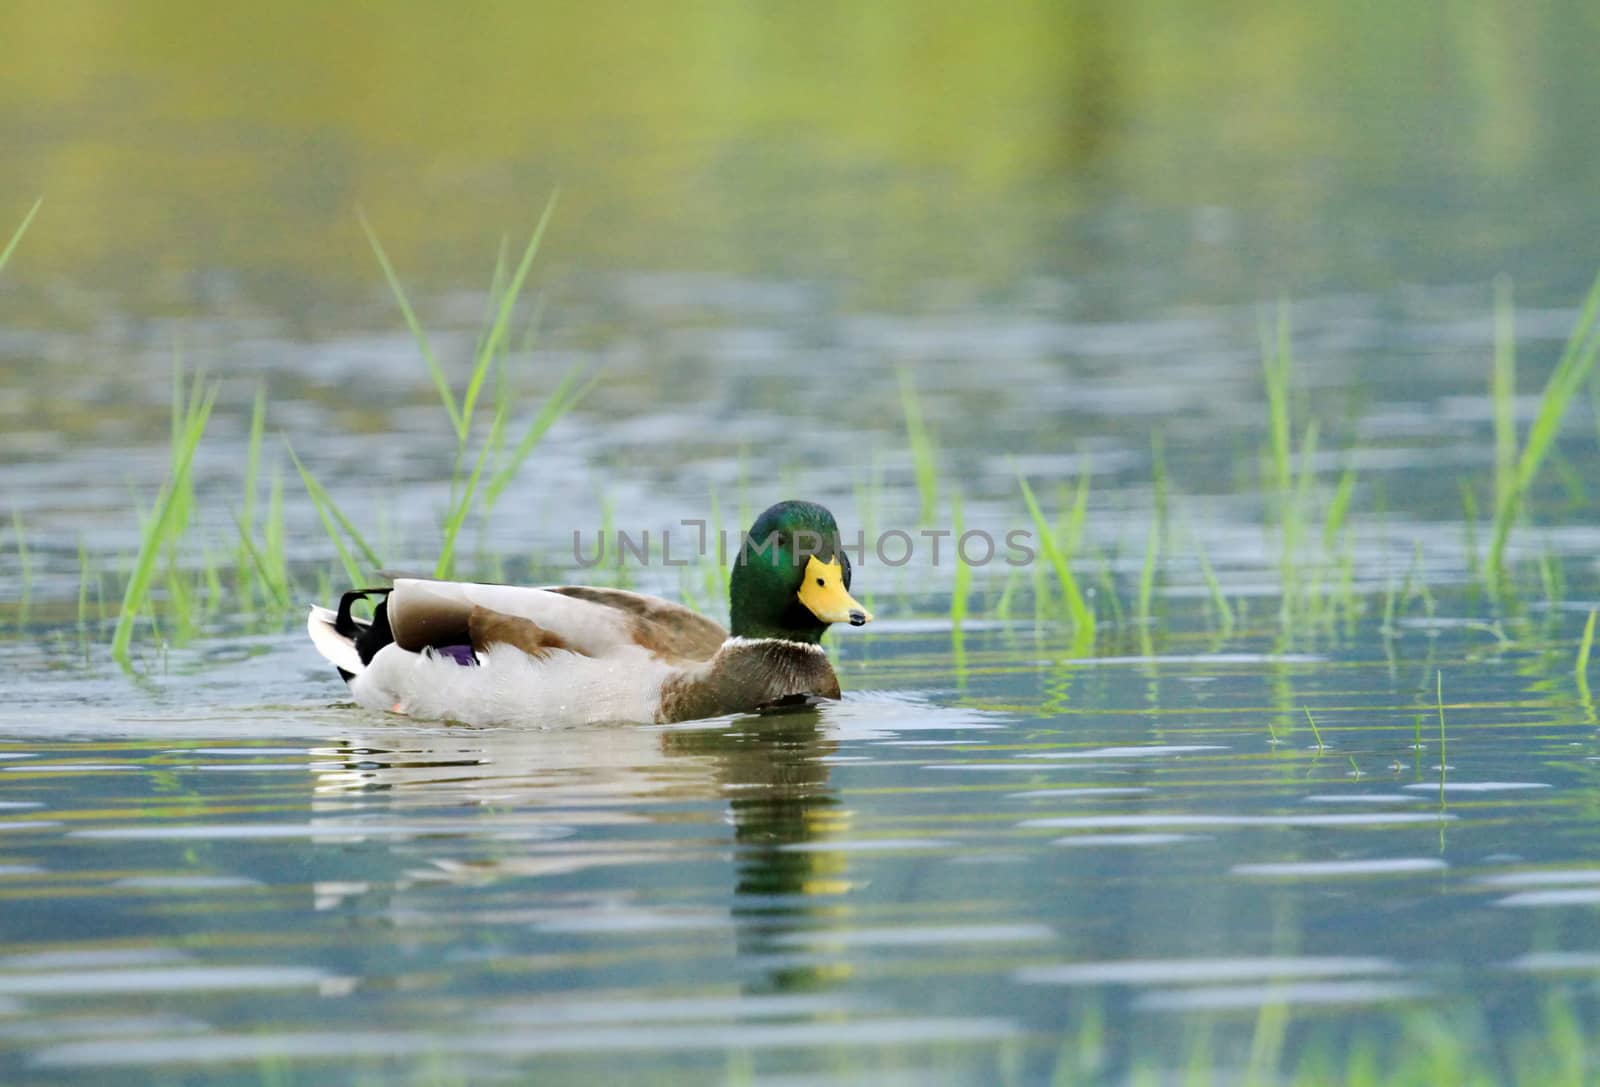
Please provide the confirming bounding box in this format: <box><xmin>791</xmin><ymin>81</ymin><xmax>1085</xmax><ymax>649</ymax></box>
<box><xmin>307</xmin><ymin>703</ymin><xmax>848</xmax><ymax>993</ymax></box>
<box><xmin>664</xmin><ymin>706</ymin><xmax>851</xmax><ymax>992</ymax></box>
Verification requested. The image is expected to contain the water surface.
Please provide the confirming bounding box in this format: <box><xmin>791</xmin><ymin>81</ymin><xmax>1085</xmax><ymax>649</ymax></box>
<box><xmin>5</xmin><ymin>5</ymin><xmax>1600</xmax><ymax>1083</ymax></box>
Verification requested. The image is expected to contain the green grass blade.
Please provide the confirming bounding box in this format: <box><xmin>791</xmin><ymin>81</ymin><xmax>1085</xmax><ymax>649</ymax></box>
<box><xmin>1150</xmin><ymin>432</ymin><xmax>1169</xmax><ymax>534</ymax></box>
<box><xmin>359</xmin><ymin>207</ymin><xmax>461</xmax><ymax>439</ymax></box>
<box><xmin>231</xmin><ymin>510</ymin><xmax>290</xmax><ymax>609</ymax></box>
<box><xmin>1516</xmin><ymin>271</ymin><xmax>1600</xmax><ymax>493</ymax></box>
<box><xmin>1487</xmin><ymin>270</ymin><xmax>1600</xmax><ymax>592</ymax></box>
<box><xmin>1018</xmin><ymin>473</ymin><xmax>1093</xmax><ymax>651</ymax></box>
<box><xmin>241</xmin><ymin>383</ymin><xmax>266</xmax><ymax>537</ymax></box>
<box><xmin>1437</xmin><ymin>670</ymin><xmax>1448</xmax><ymax>805</ymax></box>
<box><xmin>265</xmin><ymin>469</ymin><xmax>287</xmax><ymax>594</ymax></box>
<box><xmin>110</xmin><ymin>380</ymin><xmax>218</xmax><ymax>665</ymax></box>
<box><xmin>281</xmin><ymin>446</ymin><xmax>384</xmax><ymax>577</ymax></box>
<box><xmin>1303</xmin><ymin>707</ymin><xmax>1325</xmax><ymax>750</ymax></box>
<box><xmin>76</xmin><ymin>535</ymin><xmax>90</xmax><ymax>630</ymax></box>
<box><xmin>1262</xmin><ymin>302</ymin><xmax>1293</xmax><ymax>504</ymax></box>
<box><xmin>1578</xmin><ymin>608</ymin><xmax>1597</xmax><ymax>693</ymax></box>
<box><xmin>286</xmin><ymin>444</ymin><xmax>366</xmax><ymax>587</ymax></box>
<box><xmin>1137</xmin><ymin>525</ymin><xmax>1159</xmax><ymax>620</ymax></box>
<box><xmin>435</xmin><ymin>405</ymin><xmax>507</xmax><ymax>579</ymax></box>
<box><xmin>471</xmin><ymin>235</ymin><xmax>511</xmax><ymax>364</ymax></box>
<box><xmin>1064</xmin><ymin>463</ymin><xmax>1091</xmax><ymax>555</ymax></box>
<box><xmin>460</xmin><ymin>193</ymin><xmax>559</xmax><ymax>434</ymax></box>
<box><xmin>950</xmin><ymin>490</ymin><xmax>971</xmax><ymax>628</ymax></box>
<box><xmin>1321</xmin><ymin>467</ymin><xmax>1356</xmax><ymax>553</ymax></box>
<box><xmin>1195</xmin><ymin>536</ymin><xmax>1235</xmax><ymax>635</ymax></box>
<box><xmin>236</xmin><ymin>383</ymin><xmax>268</xmax><ymax>606</ymax></box>
<box><xmin>993</xmin><ymin>567</ymin><xmax>1018</xmax><ymax>620</ymax></box>
<box><xmin>0</xmin><ymin>197</ymin><xmax>42</xmax><ymax>276</ymax></box>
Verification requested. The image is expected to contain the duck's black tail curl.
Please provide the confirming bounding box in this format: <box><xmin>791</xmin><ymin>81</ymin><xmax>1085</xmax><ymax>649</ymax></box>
<box><xmin>336</xmin><ymin>588</ymin><xmax>397</xmax><ymax>667</ymax></box>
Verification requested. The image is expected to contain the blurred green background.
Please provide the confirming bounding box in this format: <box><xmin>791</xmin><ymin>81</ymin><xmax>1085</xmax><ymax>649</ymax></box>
<box><xmin>4</xmin><ymin>0</ymin><xmax>1596</xmax><ymax>315</ymax></box>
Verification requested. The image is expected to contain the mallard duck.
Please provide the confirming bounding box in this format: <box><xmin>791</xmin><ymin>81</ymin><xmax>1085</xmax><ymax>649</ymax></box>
<box><xmin>306</xmin><ymin>500</ymin><xmax>872</xmax><ymax>727</ymax></box>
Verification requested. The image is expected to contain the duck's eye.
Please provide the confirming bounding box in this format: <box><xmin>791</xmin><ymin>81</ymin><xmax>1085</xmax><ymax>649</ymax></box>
<box><xmin>816</xmin><ymin>577</ymin><xmax>825</xmax><ymax>586</ymax></box>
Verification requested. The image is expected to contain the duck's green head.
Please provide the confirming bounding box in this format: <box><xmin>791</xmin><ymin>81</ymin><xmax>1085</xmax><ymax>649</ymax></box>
<box><xmin>729</xmin><ymin>500</ymin><xmax>872</xmax><ymax>644</ymax></box>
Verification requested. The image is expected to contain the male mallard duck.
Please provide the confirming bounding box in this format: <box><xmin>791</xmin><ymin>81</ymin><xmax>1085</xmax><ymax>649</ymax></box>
<box><xmin>306</xmin><ymin>500</ymin><xmax>872</xmax><ymax>727</ymax></box>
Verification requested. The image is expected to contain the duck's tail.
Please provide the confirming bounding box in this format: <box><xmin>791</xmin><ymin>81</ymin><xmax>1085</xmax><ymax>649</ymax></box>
<box><xmin>306</xmin><ymin>589</ymin><xmax>395</xmax><ymax>683</ymax></box>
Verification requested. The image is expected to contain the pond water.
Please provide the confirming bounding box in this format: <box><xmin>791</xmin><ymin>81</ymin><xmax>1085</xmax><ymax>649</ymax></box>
<box><xmin>5</xmin><ymin>5</ymin><xmax>1600</xmax><ymax>1084</ymax></box>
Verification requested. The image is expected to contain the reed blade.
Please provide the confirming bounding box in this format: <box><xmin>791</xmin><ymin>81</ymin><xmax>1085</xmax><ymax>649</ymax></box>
<box><xmin>460</xmin><ymin>193</ymin><xmax>559</xmax><ymax>435</ymax></box>
<box><xmin>1018</xmin><ymin>473</ymin><xmax>1094</xmax><ymax>652</ymax></box>
<box><xmin>0</xmin><ymin>197</ymin><xmax>42</xmax><ymax>276</ymax></box>
<box><xmin>110</xmin><ymin>379</ymin><xmax>218</xmax><ymax>665</ymax></box>
<box><xmin>359</xmin><ymin>207</ymin><xmax>461</xmax><ymax>439</ymax></box>
<box><xmin>286</xmin><ymin>444</ymin><xmax>369</xmax><ymax>587</ymax></box>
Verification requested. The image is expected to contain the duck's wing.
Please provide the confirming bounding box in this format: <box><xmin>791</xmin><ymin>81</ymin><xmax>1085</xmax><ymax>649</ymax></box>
<box><xmin>546</xmin><ymin>586</ymin><xmax>729</xmax><ymax>661</ymax></box>
<box><xmin>387</xmin><ymin>578</ymin><xmax>727</xmax><ymax>661</ymax></box>
<box><xmin>466</xmin><ymin>606</ymin><xmax>581</xmax><ymax>659</ymax></box>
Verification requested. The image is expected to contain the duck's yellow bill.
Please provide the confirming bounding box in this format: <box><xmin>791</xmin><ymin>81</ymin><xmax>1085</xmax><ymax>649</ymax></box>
<box><xmin>798</xmin><ymin>555</ymin><xmax>873</xmax><ymax>626</ymax></box>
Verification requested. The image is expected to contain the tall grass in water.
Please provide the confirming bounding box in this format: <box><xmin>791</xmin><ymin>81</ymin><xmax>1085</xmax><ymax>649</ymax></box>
<box><xmin>1261</xmin><ymin>302</ymin><xmax>1298</xmax><ymax>629</ymax></box>
<box><xmin>949</xmin><ymin>490</ymin><xmax>972</xmax><ymax>681</ymax></box>
<box><xmin>296</xmin><ymin>196</ymin><xmax>594</xmax><ymax>582</ymax></box>
<box><xmin>110</xmin><ymin>368</ymin><xmax>218</xmax><ymax>666</ymax></box>
<box><xmin>230</xmin><ymin>384</ymin><xmax>292</xmax><ymax>611</ymax></box>
<box><xmin>1485</xmin><ymin>272</ymin><xmax>1600</xmax><ymax>597</ymax></box>
<box><xmin>1258</xmin><ymin>303</ymin><xmax>1362</xmax><ymax>641</ymax></box>
<box><xmin>1577</xmin><ymin>608</ymin><xmax>1596</xmax><ymax>714</ymax></box>
<box><xmin>1017</xmin><ymin>473</ymin><xmax>1095</xmax><ymax>655</ymax></box>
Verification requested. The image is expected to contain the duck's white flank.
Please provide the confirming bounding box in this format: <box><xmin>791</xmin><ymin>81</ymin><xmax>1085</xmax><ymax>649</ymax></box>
<box><xmin>351</xmin><ymin>642</ymin><xmax>677</xmax><ymax>728</ymax></box>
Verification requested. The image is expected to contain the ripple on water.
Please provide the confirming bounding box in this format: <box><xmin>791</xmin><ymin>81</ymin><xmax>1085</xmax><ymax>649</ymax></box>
<box><xmin>1053</xmin><ymin>833</ymin><xmax>1206</xmax><ymax>848</ymax></box>
<box><xmin>779</xmin><ymin>838</ymin><xmax>955</xmax><ymax>852</ymax></box>
<box><xmin>1231</xmin><ymin>858</ymin><xmax>1448</xmax><ymax>878</ymax></box>
<box><xmin>534</xmin><ymin>908</ymin><xmax>732</xmax><ymax>935</ymax></box>
<box><xmin>31</xmin><ymin>1017</ymin><xmax>1022</xmax><ymax>1068</ymax></box>
<box><xmin>1401</xmin><ymin>782</ymin><xmax>1551</xmax><ymax>793</ymax></box>
<box><xmin>0</xmin><ymin>949</ymin><xmax>192</xmax><ymax>971</ymax></box>
<box><xmin>0</xmin><ymin>965</ymin><xmax>331</xmax><ymax>995</ymax></box>
<box><xmin>1476</xmin><ymin>869</ymin><xmax>1600</xmax><ymax>887</ymax></box>
<box><xmin>1016</xmin><ymin>745</ymin><xmax>1231</xmax><ymax>759</ymax></box>
<box><xmin>1007</xmin><ymin>787</ymin><xmax>1152</xmax><ymax>799</ymax></box>
<box><xmin>1016</xmin><ymin>956</ymin><xmax>1400</xmax><ymax>986</ymax></box>
<box><xmin>111</xmin><ymin>876</ymin><xmax>264</xmax><ymax>890</ymax></box>
<box><xmin>71</xmin><ymin>820</ymin><xmax>574</xmax><ymax>841</ymax></box>
<box><xmin>2</xmin><ymin>765</ymin><xmax>137</xmax><ymax>773</ymax></box>
<box><xmin>1506</xmin><ymin>952</ymin><xmax>1600</xmax><ymax>973</ymax></box>
<box><xmin>1021</xmin><ymin>812</ymin><xmax>1452</xmax><ymax>830</ymax></box>
<box><xmin>1494</xmin><ymin>888</ymin><xmax>1600</xmax><ymax>908</ymax></box>
<box><xmin>479</xmin><ymin>993</ymin><xmax>872</xmax><ymax>1026</ymax></box>
<box><xmin>1136</xmin><ymin>980</ymin><xmax>1426</xmax><ymax>1011</ymax></box>
<box><xmin>0</xmin><ymin>1013</ymin><xmax>210</xmax><ymax>1041</ymax></box>
<box><xmin>1301</xmin><ymin>793</ymin><xmax>1425</xmax><ymax>804</ymax></box>
<box><xmin>771</xmin><ymin>924</ymin><xmax>1055</xmax><ymax>948</ymax></box>
<box><xmin>925</xmin><ymin>763</ymin><xmax>1092</xmax><ymax>772</ymax></box>
<box><xmin>170</xmin><ymin>748</ymin><xmax>311</xmax><ymax>756</ymax></box>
